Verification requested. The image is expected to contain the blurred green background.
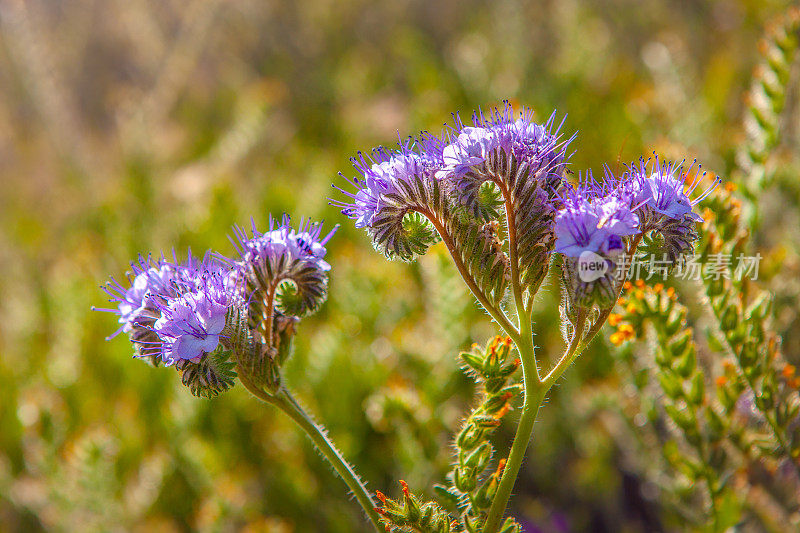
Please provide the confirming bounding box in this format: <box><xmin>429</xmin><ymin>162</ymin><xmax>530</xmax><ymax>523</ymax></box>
<box><xmin>1</xmin><ymin>0</ymin><xmax>798</xmax><ymax>531</ymax></box>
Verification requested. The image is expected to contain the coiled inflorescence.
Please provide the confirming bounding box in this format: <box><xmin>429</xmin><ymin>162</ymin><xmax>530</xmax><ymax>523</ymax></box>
<box><xmin>97</xmin><ymin>216</ymin><xmax>336</xmax><ymax>397</ymax></box>
<box><xmin>230</xmin><ymin>216</ymin><xmax>336</xmax><ymax>387</ymax></box>
<box><xmin>335</xmin><ymin>102</ymin><xmax>719</xmax><ymax>320</ymax></box>
<box><xmin>335</xmin><ymin>101</ymin><xmax>575</xmax><ymax>304</ymax></box>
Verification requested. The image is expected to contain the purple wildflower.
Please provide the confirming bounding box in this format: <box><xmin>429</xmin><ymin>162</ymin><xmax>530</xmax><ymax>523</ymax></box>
<box><xmin>334</xmin><ymin>133</ymin><xmax>443</xmax><ymax>231</ymax></box>
<box><xmin>438</xmin><ymin>126</ymin><xmax>501</xmax><ymax>179</ymax></box>
<box><xmin>625</xmin><ymin>156</ymin><xmax>720</xmax><ymax>223</ymax></box>
<box><xmin>152</xmin><ymin>273</ymin><xmax>239</xmax><ymax>365</ymax></box>
<box><xmin>231</xmin><ymin>215</ymin><xmax>336</xmax><ymax>318</ymax></box>
<box><xmin>98</xmin><ymin>255</ymin><xmax>184</xmax><ymax>339</ymax></box>
<box><xmin>96</xmin><ymin>250</ymin><xmax>235</xmax><ymax>354</ymax></box>
<box><xmin>232</xmin><ymin>215</ymin><xmax>337</xmax><ymax>274</ymax></box>
<box><xmin>593</xmin><ymin>193</ymin><xmax>640</xmax><ymax>237</ymax></box>
<box><xmin>436</xmin><ymin>102</ymin><xmax>573</xmax><ymax>182</ymax></box>
<box><xmin>554</xmin><ymin>175</ymin><xmax>640</xmax><ymax>258</ymax></box>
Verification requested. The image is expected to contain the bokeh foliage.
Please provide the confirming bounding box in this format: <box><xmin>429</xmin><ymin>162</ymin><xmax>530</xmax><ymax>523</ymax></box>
<box><xmin>1</xmin><ymin>0</ymin><xmax>799</xmax><ymax>531</ymax></box>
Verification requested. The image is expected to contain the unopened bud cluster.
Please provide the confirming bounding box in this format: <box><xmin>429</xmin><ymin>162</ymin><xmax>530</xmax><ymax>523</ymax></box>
<box><xmin>612</xmin><ymin>278</ymin><xmax>800</xmax><ymax>523</ymax></box>
<box><xmin>444</xmin><ymin>337</ymin><xmax>522</xmax><ymax>521</ymax></box>
<box><xmin>375</xmin><ymin>481</ymin><xmax>455</xmax><ymax>533</ymax></box>
<box><xmin>373</xmin><ymin>337</ymin><xmax>522</xmax><ymax>533</ymax></box>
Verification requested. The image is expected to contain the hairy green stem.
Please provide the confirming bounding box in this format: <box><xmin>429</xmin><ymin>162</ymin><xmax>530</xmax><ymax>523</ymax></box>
<box><xmin>482</xmin><ymin>311</ymin><xmax>587</xmax><ymax>533</ymax></box>
<box><xmin>239</xmin><ymin>376</ymin><xmax>383</xmax><ymax>532</ymax></box>
<box><xmin>543</xmin><ymin>309</ymin><xmax>588</xmax><ymax>386</ymax></box>
<box><xmin>482</xmin><ymin>339</ymin><xmax>544</xmax><ymax>533</ymax></box>
<box><xmin>503</xmin><ymin>185</ymin><xmax>538</xmax><ymax>380</ymax></box>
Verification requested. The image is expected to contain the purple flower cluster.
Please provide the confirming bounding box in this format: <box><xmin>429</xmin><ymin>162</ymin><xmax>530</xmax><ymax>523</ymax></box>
<box><xmin>152</xmin><ymin>273</ymin><xmax>238</xmax><ymax>365</ymax></box>
<box><xmin>98</xmin><ymin>253</ymin><xmax>236</xmax><ymax>363</ymax></box>
<box><xmin>99</xmin><ymin>252</ymin><xmax>213</xmax><ymax>339</ymax></box>
<box><xmin>554</xmin><ymin>176</ymin><xmax>639</xmax><ymax>258</ymax></box>
<box><xmin>554</xmin><ymin>158</ymin><xmax>719</xmax><ymax>259</ymax></box>
<box><xmin>436</xmin><ymin>104</ymin><xmax>570</xmax><ymax>181</ymax></box>
<box><xmin>334</xmin><ymin>135</ymin><xmax>444</xmax><ymax>230</ymax></box>
<box><xmin>335</xmin><ymin>102</ymin><xmax>573</xmax><ymax>265</ymax></box>
<box><xmin>624</xmin><ymin>156</ymin><xmax>719</xmax><ymax>224</ymax></box>
<box><xmin>98</xmin><ymin>216</ymin><xmax>335</xmax><ymax>370</ymax></box>
<box><xmin>335</xmin><ymin>103</ymin><xmax>570</xmax><ymax>229</ymax></box>
<box><xmin>232</xmin><ymin>215</ymin><xmax>337</xmax><ymax>273</ymax></box>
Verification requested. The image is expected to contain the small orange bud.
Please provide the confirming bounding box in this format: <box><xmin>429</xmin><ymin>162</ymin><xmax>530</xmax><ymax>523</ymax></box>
<box><xmin>608</xmin><ymin>313</ymin><xmax>623</xmax><ymax>326</ymax></box>
<box><xmin>725</xmin><ymin>182</ymin><xmax>737</xmax><ymax>192</ymax></box>
<box><xmin>782</xmin><ymin>364</ymin><xmax>796</xmax><ymax>379</ymax></box>
<box><xmin>399</xmin><ymin>480</ymin><xmax>410</xmax><ymax>498</ymax></box>
<box><xmin>493</xmin><ymin>403</ymin><xmax>512</xmax><ymax>419</ymax></box>
<box><xmin>494</xmin><ymin>458</ymin><xmax>507</xmax><ymax>477</ymax></box>
<box><xmin>617</xmin><ymin>298</ymin><xmax>627</xmax><ymax>306</ymax></box>
<box><xmin>716</xmin><ymin>376</ymin><xmax>728</xmax><ymax>387</ymax></box>
<box><xmin>789</xmin><ymin>377</ymin><xmax>800</xmax><ymax>389</ymax></box>
<box><xmin>653</xmin><ymin>283</ymin><xmax>664</xmax><ymax>293</ymax></box>
<box><xmin>626</xmin><ymin>303</ymin><xmax>637</xmax><ymax>314</ymax></box>
<box><xmin>634</xmin><ymin>289</ymin><xmax>644</xmax><ymax>300</ymax></box>
<box><xmin>666</xmin><ymin>287</ymin><xmax>676</xmax><ymax>299</ymax></box>
<box><xmin>375</xmin><ymin>491</ymin><xmax>387</xmax><ymax>504</ymax></box>
<box><xmin>618</xmin><ymin>323</ymin><xmax>635</xmax><ymax>335</ymax></box>
<box><xmin>610</xmin><ymin>332</ymin><xmax>625</xmax><ymax>346</ymax></box>
<box><xmin>635</xmin><ymin>279</ymin><xmax>645</xmax><ymax>288</ymax></box>
<box><xmin>623</xmin><ymin>281</ymin><xmax>633</xmax><ymax>290</ymax></box>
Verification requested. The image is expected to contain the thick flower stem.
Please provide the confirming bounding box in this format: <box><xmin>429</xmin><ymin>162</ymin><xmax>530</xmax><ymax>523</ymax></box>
<box><xmin>239</xmin><ymin>376</ymin><xmax>383</xmax><ymax>532</ymax></box>
<box><xmin>483</xmin><ymin>312</ymin><xmax>587</xmax><ymax>533</ymax></box>
<box><xmin>482</xmin><ymin>342</ymin><xmax>545</xmax><ymax>533</ymax></box>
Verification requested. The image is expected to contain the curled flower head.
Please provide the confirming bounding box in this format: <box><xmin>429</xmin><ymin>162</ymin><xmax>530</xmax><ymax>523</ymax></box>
<box><xmin>233</xmin><ymin>215</ymin><xmax>337</xmax><ymax>276</ymax></box>
<box><xmin>232</xmin><ymin>215</ymin><xmax>337</xmax><ymax>319</ymax></box>
<box><xmin>334</xmin><ymin>134</ymin><xmax>443</xmax><ymax>230</ymax></box>
<box><xmin>333</xmin><ymin>134</ymin><xmax>444</xmax><ymax>260</ymax></box>
<box><xmin>617</xmin><ymin>156</ymin><xmax>720</xmax><ymax>267</ymax></box>
<box><xmin>434</xmin><ymin>103</ymin><xmax>574</xmax><ymax>287</ymax></box>
<box><xmin>96</xmin><ymin>252</ymin><xmax>241</xmax><ymax>393</ymax></box>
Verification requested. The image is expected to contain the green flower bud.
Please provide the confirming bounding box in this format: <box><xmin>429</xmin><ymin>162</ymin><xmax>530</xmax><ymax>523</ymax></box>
<box><xmin>658</xmin><ymin>372</ymin><xmax>684</xmax><ymax>400</ymax></box>
<box><xmin>688</xmin><ymin>373</ymin><xmax>705</xmax><ymax>405</ymax></box>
